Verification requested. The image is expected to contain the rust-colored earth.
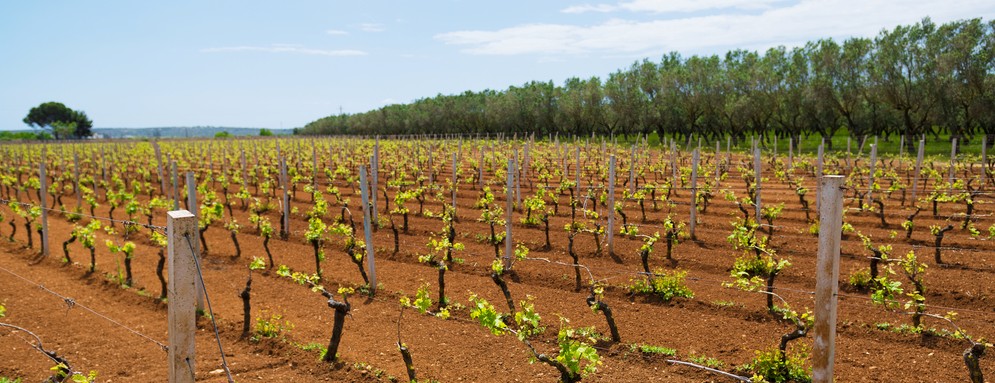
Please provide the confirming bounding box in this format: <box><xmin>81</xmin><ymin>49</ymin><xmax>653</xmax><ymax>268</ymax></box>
<box><xmin>1</xmin><ymin>145</ymin><xmax>993</xmax><ymax>382</ymax></box>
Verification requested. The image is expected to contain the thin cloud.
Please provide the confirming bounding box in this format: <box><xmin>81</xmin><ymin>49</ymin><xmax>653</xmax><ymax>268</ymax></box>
<box><xmin>201</xmin><ymin>44</ymin><xmax>367</xmax><ymax>57</ymax></box>
<box><xmin>562</xmin><ymin>4</ymin><xmax>617</xmax><ymax>13</ymax></box>
<box><xmin>359</xmin><ymin>23</ymin><xmax>386</xmax><ymax>32</ymax></box>
<box><xmin>325</xmin><ymin>29</ymin><xmax>349</xmax><ymax>35</ymax></box>
<box><xmin>439</xmin><ymin>0</ymin><xmax>995</xmax><ymax>56</ymax></box>
<box><xmin>618</xmin><ymin>0</ymin><xmax>789</xmax><ymax>13</ymax></box>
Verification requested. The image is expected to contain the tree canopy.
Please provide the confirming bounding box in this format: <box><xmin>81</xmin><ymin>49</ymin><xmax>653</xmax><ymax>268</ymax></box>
<box><xmin>298</xmin><ymin>18</ymin><xmax>995</xmax><ymax>148</ymax></box>
<box><xmin>23</xmin><ymin>101</ymin><xmax>93</xmax><ymax>139</ymax></box>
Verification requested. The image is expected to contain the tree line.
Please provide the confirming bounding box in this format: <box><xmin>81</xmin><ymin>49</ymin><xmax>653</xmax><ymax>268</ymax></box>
<box><xmin>299</xmin><ymin>18</ymin><xmax>995</xmax><ymax>149</ymax></box>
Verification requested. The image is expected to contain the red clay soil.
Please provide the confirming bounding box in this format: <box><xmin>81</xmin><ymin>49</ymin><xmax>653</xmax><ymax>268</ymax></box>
<box><xmin>2</xmin><ymin>149</ymin><xmax>994</xmax><ymax>383</ymax></box>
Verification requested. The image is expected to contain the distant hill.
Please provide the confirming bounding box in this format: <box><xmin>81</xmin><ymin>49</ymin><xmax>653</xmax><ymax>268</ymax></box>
<box><xmin>94</xmin><ymin>127</ymin><xmax>294</xmax><ymax>138</ymax></box>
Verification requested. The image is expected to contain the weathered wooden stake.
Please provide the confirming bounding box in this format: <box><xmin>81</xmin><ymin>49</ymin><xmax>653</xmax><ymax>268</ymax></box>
<box><xmin>372</xmin><ymin>138</ymin><xmax>379</xmax><ymax>221</ymax></box>
<box><xmin>451</xmin><ymin>153</ymin><xmax>458</xmax><ymax>209</ymax></box>
<box><xmin>867</xmin><ymin>143</ymin><xmax>877</xmax><ymax>202</ymax></box>
<box><xmin>949</xmin><ymin>138</ymin><xmax>958</xmax><ymax>184</ymax></box>
<box><xmin>359</xmin><ymin>165</ymin><xmax>378</xmax><ymax>293</ymax></box>
<box><xmin>983</xmin><ymin>135</ymin><xmax>989</xmax><ymax>187</ymax></box>
<box><xmin>816</xmin><ymin>140</ymin><xmax>825</xmax><ymax>211</ymax></box>
<box><xmin>167</xmin><ymin>210</ymin><xmax>197</xmax><ymax>383</ymax></box>
<box><xmin>628</xmin><ymin>144</ymin><xmax>637</xmax><ymax>194</ymax></box>
<box><xmin>504</xmin><ymin>158</ymin><xmax>515</xmax><ymax>270</ymax></box>
<box><xmin>39</xmin><ymin>153</ymin><xmax>49</xmax><ymax>257</ymax></box>
<box><xmin>812</xmin><ymin>175</ymin><xmax>845</xmax><ymax>383</ymax></box>
<box><xmin>754</xmin><ymin>147</ymin><xmax>762</xmax><ymax>223</ymax></box>
<box><xmin>73</xmin><ymin>152</ymin><xmax>82</xmax><ymax>209</ymax></box>
<box><xmin>910</xmin><ymin>138</ymin><xmax>925</xmax><ymax>203</ymax></box>
<box><xmin>689</xmin><ymin>149</ymin><xmax>699</xmax><ymax>240</ymax></box>
<box><xmin>171</xmin><ymin>160</ymin><xmax>180</xmax><ymax>210</ymax></box>
<box><xmin>280</xmin><ymin>158</ymin><xmax>290</xmax><ymax>239</ymax></box>
<box><xmin>607</xmin><ymin>155</ymin><xmax>616</xmax><ymax>255</ymax></box>
<box><xmin>154</xmin><ymin>141</ymin><xmax>166</xmax><ymax>194</ymax></box>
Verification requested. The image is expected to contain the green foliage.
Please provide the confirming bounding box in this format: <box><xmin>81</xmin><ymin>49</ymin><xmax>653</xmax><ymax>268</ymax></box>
<box><xmin>51</xmin><ymin>365</ymin><xmax>97</xmax><ymax>383</ymax></box>
<box><xmin>628</xmin><ymin>269</ymin><xmax>694</xmax><ymax>301</ymax></box>
<box><xmin>23</xmin><ymin>101</ymin><xmax>93</xmax><ymax>138</ymax></box>
<box><xmin>687</xmin><ymin>353</ymin><xmax>725</xmax><ymax>369</ymax></box>
<box><xmin>249</xmin><ymin>257</ymin><xmax>267</xmax><ymax>271</ymax></box>
<box><xmin>630</xmin><ymin>344</ymin><xmax>677</xmax><ymax>356</ymax></box>
<box><xmin>304</xmin><ymin>217</ymin><xmax>327</xmax><ymax>243</ymax></box>
<box><xmin>0</xmin><ymin>302</ymin><xmax>6</xmax><ymax>318</ymax></box>
<box><xmin>214</xmin><ymin>131</ymin><xmax>231</xmax><ymax>138</ymax></box>
<box><xmin>870</xmin><ymin>250</ymin><xmax>928</xmax><ymax>325</ymax></box>
<box><xmin>467</xmin><ymin>293</ymin><xmax>508</xmax><ymax>336</ymax></box>
<box><xmin>554</xmin><ymin>323</ymin><xmax>602</xmax><ymax>378</ymax></box>
<box><xmin>743</xmin><ymin>347</ymin><xmax>812</xmax><ymax>383</ymax></box>
<box><xmin>399</xmin><ymin>284</ymin><xmax>450</xmax><ymax>319</ymax></box>
<box><xmin>259</xmin><ymin>128</ymin><xmax>274</xmax><ymax>136</ymax></box>
<box><xmin>253</xmin><ymin>312</ymin><xmax>293</xmax><ymax>341</ymax></box>
<box><xmin>848</xmin><ymin>269</ymin><xmax>872</xmax><ymax>290</ymax></box>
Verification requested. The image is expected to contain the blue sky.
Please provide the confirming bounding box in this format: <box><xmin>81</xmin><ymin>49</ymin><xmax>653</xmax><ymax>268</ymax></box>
<box><xmin>2</xmin><ymin>1</ymin><xmax>993</xmax><ymax>130</ymax></box>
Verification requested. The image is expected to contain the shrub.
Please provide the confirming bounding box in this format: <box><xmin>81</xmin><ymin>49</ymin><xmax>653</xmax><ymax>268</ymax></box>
<box><xmin>254</xmin><ymin>312</ymin><xmax>293</xmax><ymax>341</ymax></box>
<box><xmin>742</xmin><ymin>346</ymin><xmax>811</xmax><ymax>383</ymax></box>
<box><xmin>628</xmin><ymin>269</ymin><xmax>694</xmax><ymax>301</ymax></box>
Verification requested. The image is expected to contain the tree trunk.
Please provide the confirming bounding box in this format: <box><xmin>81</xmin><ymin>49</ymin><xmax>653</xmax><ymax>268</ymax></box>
<box><xmin>230</xmin><ymin>231</ymin><xmax>241</xmax><ymax>258</ymax></box>
<box><xmin>964</xmin><ymin>343</ymin><xmax>986</xmax><ymax>383</ymax></box>
<box><xmin>322</xmin><ymin>296</ymin><xmax>351</xmax><ymax>362</ymax></box>
<box><xmin>157</xmin><ymin>249</ymin><xmax>167</xmax><ymax>300</ymax></box>
<box><xmin>437</xmin><ymin>265</ymin><xmax>447</xmax><ymax>310</ymax></box>
<box><xmin>240</xmin><ymin>271</ymin><xmax>252</xmax><ymax>339</ymax></box>
<box><xmin>263</xmin><ymin>236</ymin><xmax>273</xmax><ymax>269</ymax></box>
<box><xmin>491</xmin><ymin>272</ymin><xmax>516</xmax><ymax>314</ymax></box>
<box><xmin>62</xmin><ymin>235</ymin><xmax>76</xmax><ymax>264</ymax></box>
<box><xmin>586</xmin><ymin>294</ymin><xmax>621</xmax><ymax>343</ymax></box>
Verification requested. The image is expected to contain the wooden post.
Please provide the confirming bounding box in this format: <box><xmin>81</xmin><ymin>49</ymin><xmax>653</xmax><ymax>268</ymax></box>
<box><xmin>575</xmin><ymin>145</ymin><xmax>582</xmax><ymax>199</ymax></box>
<box><xmin>514</xmin><ymin>149</ymin><xmax>521</xmax><ymax>209</ymax></box>
<box><xmin>359</xmin><ymin>166</ymin><xmax>378</xmax><ymax>293</ymax></box>
<box><xmin>154</xmin><ymin>142</ymin><xmax>166</xmax><ymax>195</ymax></box>
<box><xmin>167</xmin><ymin>210</ymin><xmax>197</xmax><ymax>383</ymax></box>
<box><xmin>812</xmin><ymin>175</ymin><xmax>845</xmax><ymax>383</ymax></box>
<box><xmin>504</xmin><ymin>158</ymin><xmax>515</xmax><ymax>270</ymax></box>
<box><xmin>670</xmin><ymin>141</ymin><xmax>678</xmax><ymax>190</ymax></box>
<box><xmin>171</xmin><ymin>160</ymin><xmax>180</xmax><ymax>210</ymax></box>
<box><xmin>949</xmin><ymin>138</ymin><xmax>958</xmax><ymax>184</ymax></box>
<box><xmin>186</xmin><ymin>173</ymin><xmax>198</xmax><ymax>220</ymax></box>
<box><xmin>983</xmin><ymin>135</ymin><xmax>989</xmax><ymax>187</ymax></box>
<box><xmin>726</xmin><ymin>136</ymin><xmax>731</xmax><ymax>168</ymax></box>
<box><xmin>39</xmin><ymin>153</ymin><xmax>49</xmax><ymax>257</ymax></box>
<box><xmin>240</xmin><ymin>149</ymin><xmax>247</xmax><ymax>190</ymax></box>
<box><xmin>788</xmin><ymin>138</ymin><xmax>794</xmax><ymax>169</ymax></box>
<box><xmin>184</xmin><ymin>172</ymin><xmax>204</xmax><ymax>312</ymax></box>
<box><xmin>452</xmin><ymin>153</ymin><xmax>458</xmax><ymax>209</ymax></box>
<box><xmin>910</xmin><ymin>138</ymin><xmax>925</xmax><ymax>203</ymax></box>
<box><xmin>280</xmin><ymin>158</ymin><xmax>290</xmax><ymax>239</ymax></box>
<box><xmin>816</xmin><ymin>141</ymin><xmax>825</xmax><ymax>211</ymax></box>
<box><xmin>714</xmin><ymin>140</ymin><xmax>721</xmax><ymax>183</ymax></box>
<box><xmin>754</xmin><ymin>147</ymin><xmax>762</xmax><ymax>223</ymax></box>
<box><xmin>899</xmin><ymin>135</ymin><xmax>905</xmax><ymax>160</ymax></box>
<box><xmin>73</xmin><ymin>153</ymin><xmax>82</xmax><ymax>209</ymax></box>
<box><xmin>845</xmin><ymin>137</ymin><xmax>851</xmax><ymax>171</ymax></box>
<box><xmin>372</xmin><ymin>139</ymin><xmax>379</xmax><ymax>221</ymax></box>
<box><xmin>628</xmin><ymin>144</ymin><xmax>637</xmax><ymax>194</ymax></box>
<box><xmin>689</xmin><ymin>149</ymin><xmax>699</xmax><ymax>240</ymax></box>
<box><xmin>607</xmin><ymin>155</ymin><xmax>616</xmax><ymax>255</ymax></box>
<box><xmin>867</xmin><ymin>143</ymin><xmax>877</xmax><ymax>202</ymax></box>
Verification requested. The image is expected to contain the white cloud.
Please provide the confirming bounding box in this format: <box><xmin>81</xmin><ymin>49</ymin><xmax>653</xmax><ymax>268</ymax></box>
<box><xmin>617</xmin><ymin>0</ymin><xmax>789</xmax><ymax>13</ymax></box>
<box><xmin>202</xmin><ymin>44</ymin><xmax>367</xmax><ymax>57</ymax></box>
<box><xmin>440</xmin><ymin>0</ymin><xmax>995</xmax><ymax>56</ymax></box>
<box><xmin>326</xmin><ymin>29</ymin><xmax>349</xmax><ymax>35</ymax></box>
<box><xmin>561</xmin><ymin>4</ymin><xmax>617</xmax><ymax>13</ymax></box>
<box><xmin>359</xmin><ymin>23</ymin><xmax>386</xmax><ymax>32</ymax></box>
